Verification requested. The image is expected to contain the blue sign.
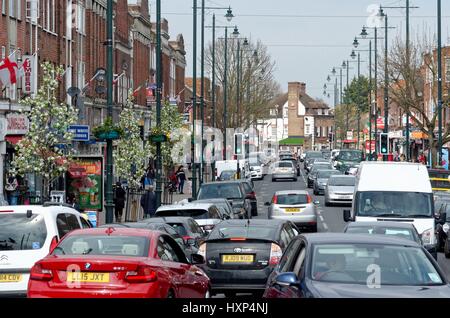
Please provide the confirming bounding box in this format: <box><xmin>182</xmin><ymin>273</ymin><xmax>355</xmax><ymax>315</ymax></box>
<box><xmin>68</xmin><ymin>125</ymin><xmax>90</xmax><ymax>142</ymax></box>
<box><xmin>442</xmin><ymin>149</ymin><xmax>449</xmax><ymax>170</ymax></box>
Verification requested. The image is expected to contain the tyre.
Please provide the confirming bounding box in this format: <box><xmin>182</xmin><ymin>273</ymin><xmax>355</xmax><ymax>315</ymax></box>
<box><xmin>294</xmin><ymin>178</ymin><xmax>298</xmax><ymax>182</ymax></box>
<box><xmin>445</xmin><ymin>240</ymin><xmax>450</xmax><ymax>259</ymax></box>
<box><xmin>324</xmin><ymin>200</ymin><xmax>330</xmax><ymax>207</ymax></box>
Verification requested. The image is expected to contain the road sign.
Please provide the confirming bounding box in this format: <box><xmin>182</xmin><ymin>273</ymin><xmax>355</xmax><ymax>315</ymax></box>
<box><xmin>68</xmin><ymin>125</ymin><xmax>90</xmax><ymax>141</ymax></box>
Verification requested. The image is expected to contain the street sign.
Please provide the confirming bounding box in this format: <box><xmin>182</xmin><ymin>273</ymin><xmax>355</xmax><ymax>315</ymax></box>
<box><xmin>68</xmin><ymin>125</ymin><xmax>90</xmax><ymax>141</ymax></box>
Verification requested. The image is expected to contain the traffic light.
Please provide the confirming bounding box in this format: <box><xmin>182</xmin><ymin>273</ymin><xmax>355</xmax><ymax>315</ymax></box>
<box><xmin>234</xmin><ymin>133</ymin><xmax>243</xmax><ymax>155</ymax></box>
<box><xmin>379</xmin><ymin>133</ymin><xmax>388</xmax><ymax>155</ymax></box>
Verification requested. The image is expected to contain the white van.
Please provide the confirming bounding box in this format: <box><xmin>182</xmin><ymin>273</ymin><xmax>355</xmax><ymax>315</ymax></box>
<box><xmin>214</xmin><ymin>160</ymin><xmax>249</xmax><ymax>180</ymax></box>
<box><xmin>343</xmin><ymin>162</ymin><xmax>446</xmax><ymax>259</ymax></box>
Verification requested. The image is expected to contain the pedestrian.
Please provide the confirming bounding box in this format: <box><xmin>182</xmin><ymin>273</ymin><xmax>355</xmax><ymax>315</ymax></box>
<box><xmin>399</xmin><ymin>154</ymin><xmax>406</xmax><ymax>162</ymax></box>
<box><xmin>176</xmin><ymin>165</ymin><xmax>186</xmax><ymax>194</ymax></box>
<box><xmin>141</xmin><ymin>166</ymin><xmax>156</xmax><ymax>190</ymax></box>
<box><xmin>113</xmin><ymin>182</ymin><xmax>126</xmax><ymax>223</ymax></box>
<box><xmin>67</xmin><ymin>192</ymin><xmax>81</xmax><ymax>212</ymax></box>
<box><xmin>5</xmin><ymin>173</ymin><xmax>18</xmax><ymax>205</ymax></box>
<box><xmin>140</xmin><ymin>185</ymin><xmax>157</xmax><ymax>218</ymax></box>
<box><xmin>418</xmin><ymin>152</ymin><xmax>427</xmax><ymax>165</ymax></box>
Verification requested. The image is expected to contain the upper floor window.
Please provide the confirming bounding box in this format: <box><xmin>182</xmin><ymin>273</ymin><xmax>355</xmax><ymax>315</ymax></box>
<box><xmin>41</xmin><ymin>0</ymin><xmax>56</xmax><ymax>33</ymax></box>
<box><xmin>446</xmin><ymin>57</ymin><xmax>450</xmax><ymax>83</ymax></box>
<box><xmin>170</xmin><ymin>58</ymin><xmax>176</xmax><ymax>98</ymax></box>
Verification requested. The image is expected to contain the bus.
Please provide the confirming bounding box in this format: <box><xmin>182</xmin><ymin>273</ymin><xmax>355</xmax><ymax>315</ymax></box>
<box><xmin>428</xmin><ymin>168</ymin><xmax>450</xmax><ymax>192</ymax></box>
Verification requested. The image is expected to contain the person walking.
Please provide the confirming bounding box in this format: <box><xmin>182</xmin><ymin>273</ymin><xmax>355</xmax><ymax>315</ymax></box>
<box><xmin>113</xmin><ymin>182</ymin><xmax>126</xmax><ymax>223</ymax></box>
<box><xmin>140</xmin><ymin>185</ymin><xmax>157</xmax><ymax>218</ymax></box>
<box><xmin>176</xmin><ymin>165</ymin><xmax>186</xmax><ymax>194</ymax></box>
<box><xmin>5</xmin><ymin>173</ymin><xmax>18</xmax><ymax>205</ymax></box>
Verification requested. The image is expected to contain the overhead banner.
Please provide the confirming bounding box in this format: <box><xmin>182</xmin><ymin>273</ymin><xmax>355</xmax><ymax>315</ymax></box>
<box><xmin>21</xmin><ymin>55</ymin><xmax>35</xmax><ymax>95</ymax></box>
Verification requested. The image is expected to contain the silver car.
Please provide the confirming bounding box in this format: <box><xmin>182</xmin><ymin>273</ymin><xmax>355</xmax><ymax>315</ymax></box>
<box><xmin>270</xmin><ymin>161</ymin><xmax>297</xmax><ymax>182</ymax></box>
<box><xmin>265</xmin><ymin>190</ymin><xmax>319</xmax><ymax>232</ymax></box>
<box><xmin>324</xmin><ymin>175</ymin><xmax>355</xmax><ymax>206</ymax></box>
<box><xmin>313</xmin><ymin>169</ymin><xmax>342</xmax><ymax>195</ymax></box>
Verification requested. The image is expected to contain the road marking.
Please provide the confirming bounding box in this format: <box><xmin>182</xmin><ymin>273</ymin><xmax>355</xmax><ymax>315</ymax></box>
<box><xmin>323</xmin><ymin>223</ymin><xmax>328</xmax><ymax>231</ymax></box>
<box><xmin>319</xmin><ymin>216</ymin><xmax>324</xmax><ymax>222</ymax></box>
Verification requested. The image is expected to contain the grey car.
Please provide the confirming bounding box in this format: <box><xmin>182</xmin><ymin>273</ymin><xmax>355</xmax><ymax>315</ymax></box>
<box><xmin>307</xmin><ymin>163</ymin><xmax>333</xmax><ymax>187</ymax></box>
<box><xmin>313</xmin><ymin>169</ymin><xmax>342</xmax><ymax>195</ymax></box>
<box><xmin>265</xmin><ymin>190</ymin><xmax>319</xmax><ymax>232</ymax></box>
<box><xmin>306</xmin><ymin>158</ymin><xmax>329</xmax><ymax>173</ymax></box>
<box><xmin>271</xmin><ymin>161</ymin><xmax>297</xmax><ymax>182</ymax></box>
<box><xmin>324</xmin><ymin>175</ymin><xmax>355</xmax><ymax>206</ymax></box>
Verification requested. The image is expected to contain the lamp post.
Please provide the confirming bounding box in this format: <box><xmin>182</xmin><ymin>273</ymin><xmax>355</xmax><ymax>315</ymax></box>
<box><xmin>155</xmin><ymin>0</ymin><xmax>163</xmax><ymax>207</ymax></box>
<box><xmin>379</xmin><ymin>7</ymin><xmax>389</xmax><ymax>162</ymax></box>
<box><xmin>191</xmin><ymin>0</ymin><xmax>198</xmax><ymax>199</ymax></box>
<box><xmin>437</xmin><ymin>0</ymin><xmax>443</xmax><ymax>166</ymax></box>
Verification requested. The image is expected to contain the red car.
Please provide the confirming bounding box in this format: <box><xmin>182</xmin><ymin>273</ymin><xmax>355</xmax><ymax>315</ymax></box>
<box><xmin>27</xmin><ymin>227</ymin><xmax>210</xmax><ymax>298</ymax></box>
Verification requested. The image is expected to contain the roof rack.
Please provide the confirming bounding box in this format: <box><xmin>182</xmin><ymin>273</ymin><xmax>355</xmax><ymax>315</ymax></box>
<box><xmin>42</xmin><ymin>201</ymin><xmax>74</xmax><ymax>208</ymax></box>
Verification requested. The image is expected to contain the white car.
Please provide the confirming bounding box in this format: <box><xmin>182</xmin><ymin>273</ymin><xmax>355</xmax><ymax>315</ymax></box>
<box><xmin>0</xmin><ymin>203</ymin><xmax>92</xmax><ymax>297</ymax></box>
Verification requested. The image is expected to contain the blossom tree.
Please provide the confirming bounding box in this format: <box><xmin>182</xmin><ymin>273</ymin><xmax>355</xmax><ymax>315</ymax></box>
<box><xmin>113</xmin><ymin>90</ymin><xmax>148</xmax><ymax>189</ymax></box>
<box><xmin>12</xmin><ymin>62</ymin><xmax>78</xmax><ymax>200</ymax></box>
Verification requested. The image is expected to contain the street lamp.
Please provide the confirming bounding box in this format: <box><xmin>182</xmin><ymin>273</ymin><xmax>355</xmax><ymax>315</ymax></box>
<box><xmin>379</xmin><ymin>6</ymin><xmax>389</xmax><ymax>161</ymax></box>
<box><xmin>225</xmin><ymin>7</ymin><xmax>234</xmax><ymax>22</ymax></box>
<box><xmin>232</xmin><ymin>26</ymin><xmax>240</xmax><ymax>38</ymax></box>
<box><xmin>353</xmin><ymin>37</ymin><xmax>359</xmax><ymax>48</ymax></box>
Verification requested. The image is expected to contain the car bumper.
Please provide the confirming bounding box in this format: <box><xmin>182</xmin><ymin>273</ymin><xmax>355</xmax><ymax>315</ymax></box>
<box><xmin>201</xmin><ymin>267</ymin><xmax>272</xmax><ymax>292</ymax></box>
<box><xmin>270</xmin><ymin>214</ymin><xmax>317</xmax><ymax>228</ymax></box>
<box><xmin>250</xmin><ymin>171</ymin><xmax>263</xmax><ymax>179</ymax></box>
<box><xmin>327</xmin><ymin>194</ymin><xmax>353</xmax><ymax>203</ymax></box>
<box><xmin>272</xmin><ymin>173</ymin><xmax>296</xmax><ymax>179</ymax></box>
<box><xmin>0</xmin><ymin>290</ymin><xmax>27</xmax><ymax>298</ymax></box>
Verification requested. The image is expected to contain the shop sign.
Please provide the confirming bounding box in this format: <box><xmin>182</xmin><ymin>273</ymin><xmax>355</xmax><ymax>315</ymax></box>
<box><xmin>6</xmin><ymin>113</ymin><xmax>29</xmax><ymax>135</ymax></box>
<box><xmin>388</xmin><ymin>130</ymin><xmax>403</xmax><ymax>139</ymax></box>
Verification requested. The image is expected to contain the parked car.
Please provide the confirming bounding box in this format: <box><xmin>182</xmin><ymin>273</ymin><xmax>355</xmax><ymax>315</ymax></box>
<box><xmin>304</xmin><ymin>151</ymin><xmax>326</xmax><ymax>170</ymax></box>
<box><xmin>248</xmin><ymin>161</ymin><xmax>264</xmax><ymax>180</ymax></box>
<box><xmin>0</xmin><ymin>203</ymin><xmax>91</xmax><ymax>297</ymax></box>
<box><xmin>307</xmin><ymin>163</ymin><xmax>334</xmax><ymax>187</ymax></box>
<box><xmin>265</xmin><ymin>190</ymin><xmax>319</xmax><ymax>232</ymax></box>
<box><xmin>155</xmin><ymin>203</ymin><xmax>224</xmax><ymax>233</ymax></box>
<box><xmin>280</xmin><ymin>156</ymin><xmax>300</xmax><ymax>176</ymax></box>
<box><xmin>195</xmin><ymin>199</ymin><xmax>234</xmax><ymax>219</ymax></box>
<box><xmin>27</xmin><ymin>228</ymin><xmax>210</xmax><ymax>298</ymax></box>
<box><xmin>435</xmin><ymin>202</ymin><xmax>450</xmax><ymax>258</ymax></box>
<box><xmin>198</xmin><ymin>219</ymin><xmax>299</xmax><ymax>297</ymax></box>
<box><xmin>197</xmin><ymin>181</ymin><xmax>252</xmax><ymax>219</ymax></box>
<box><xmin>271</xmin><ymin>161</ymin><xmax>297</xmax><ymax>182</ymax></box>
<box><xmin>324</xmin><ymin>175</ymin><xmax>355</xmax><ymax>206</ymax></box>
<box><xmin>264</xmin><ymin>233</ymin><xmax>450</xmax><ymax>298</ymax></box>
<box><xmin>313</xmin><ymin>169</ymin><xmax>342</xmax><ymax>195</ymax></box>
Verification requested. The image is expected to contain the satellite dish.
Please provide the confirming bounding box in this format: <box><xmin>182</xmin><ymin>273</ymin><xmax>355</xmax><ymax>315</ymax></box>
<box><xmin>95</xmin><ymin>86</ymin><xmax>106</xmax><ymax>95</ymax></box>
<box><xmin>67</xmin><ymin>87</ymin><xmax>81</xmax><ymax>97</ymax></box>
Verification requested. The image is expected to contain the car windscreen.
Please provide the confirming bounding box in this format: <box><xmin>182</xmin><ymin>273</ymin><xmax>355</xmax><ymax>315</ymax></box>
<box><xmin>317</xmin><ymin>170</ymin><xmax>341</xmax><ymax>179</ymax></box>
<box><xmin>311</xmin><ymin>244</ymin><xmax>443</xmax><ymax>286</ymax></box>
<box><xmin>306</xmin><ymin>152</ymin><xmax>323</xmax><ymax>159</ymax></box>
<box><xmin>345</xmin><ymin>226</ymin><xmax>417</xmax><ymax>242</ymax></box>
<box><xmin>312</xmin><ymin>164</ymin><xmax>332</xmax><ymax>171</ymax></box>
<box><xmin>53</xmin><ymin>235</ymin><xmax>150</xmax><ymax>257</ymax></box>
<box><xmin>198</xmin><ymin>184</ymin><xmax>243</xmax><ymax>200</ymax></box>
<box><xmin>355</xmin><ymin>191</ymin><xmax>433</xmax><ymax>218</ymax></box>
<box><xmin>220</xmin><ymin>171</ymin><xmax>235</xmax><ymax>180</ymax></box>
<box><xmin>276</xmin><ymin>194</ymin><xmax>309</xmax><ymax>205</ymax></box>
<box><xmin>328</xmin><ymin>177</ymin><xmax>356</xmax><ymax>186</ymax></box>
<box><xmin>337</xmin><ymin>151</ymin><xmax>362</xmax><ymax>162</ymax></box>
<box><xmin>0</xmin><ymin>214</ymin><xmax>47</xmax><ymax>251</ymax></box>
<box><xmin>209</xmin><ymin>226</ymin><xmax>277</xmax><ymax>241</ymax></box>
<box><xmin>276</xmin><ymin>162</ymin><xmax>293</xmax><ymax>168</ymax></box>
<box><xmin>156</xmin><ymin>209</ymin><xmax>210</xmax><ymax>219</ymax></box>
<box><xmin>166</xmin><ymin>223</ymin><xmax>189</xmax><ymax>236</ymax></box>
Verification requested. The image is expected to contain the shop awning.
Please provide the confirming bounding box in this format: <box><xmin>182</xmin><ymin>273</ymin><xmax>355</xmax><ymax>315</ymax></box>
<box><xmin>5</xmin><ymin>135</ymin><xmax>23</xmax><ymax>145</ymax></box>
<box><xmin>343</xmin><ymin>139</ymin><xmax>357</xmax><ymax>144</ymax></box>
<box><xmin>68</xmin><ymin>164</ymin><xmax>87</xmax><ymax>178</ymax></box>
<box><xmin>278</xmin><ymin>137</ymin><xmax>304</xmax><ymax>146</ymax></box>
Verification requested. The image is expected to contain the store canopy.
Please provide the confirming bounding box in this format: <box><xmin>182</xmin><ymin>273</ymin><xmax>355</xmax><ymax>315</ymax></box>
<box><xmin>278</xmin><ymin>137</ymin><xmax>304</xmax><ymax>146</ymax></box>
<box><xmin>5</xmin><ymin>135</ymin><xmax>23</xmax><ymax>145</ymax></box>
<box><xmin>68</xmin><ymin>163</ymin><xmax>87</xmax><ymax>178</ymax></box>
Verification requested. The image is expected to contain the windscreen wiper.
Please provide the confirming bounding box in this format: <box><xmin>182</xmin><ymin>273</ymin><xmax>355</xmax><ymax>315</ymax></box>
<box><xmin>374</xmin><ymin>213</ymin><xmax>404</xmax><ymax>218</ymax></box>
<box><xmin>405</xmin><ymin>214</ymin><xmax>432</xmax><ymax>218</ymax></box>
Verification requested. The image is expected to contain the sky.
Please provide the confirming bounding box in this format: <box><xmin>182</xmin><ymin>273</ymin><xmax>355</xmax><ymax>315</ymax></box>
<box><xmin>150</xmin><ymin>0</ymin><xmax>449</xmax><ymax>107</ymax></box>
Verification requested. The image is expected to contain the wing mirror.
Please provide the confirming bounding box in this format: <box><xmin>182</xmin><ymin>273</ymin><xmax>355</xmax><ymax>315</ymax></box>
<box><xmin>274</xmin><ymin>272</ymin><xmax>300</xmax><ymax>287</ymax></box>
<box><xmin>190</xmin><ymin>253</ymin><xmax>205</xmax><ymax>265</ymax></box>
<box><xmin>437</xmin><ymin>212</ymin><xmax>447</xmax><ymax>225</ymax></box>
<box><xmin>343</xmin><ymin>209</ymin><xmax>354</xmax><ymax>222</ymax></box>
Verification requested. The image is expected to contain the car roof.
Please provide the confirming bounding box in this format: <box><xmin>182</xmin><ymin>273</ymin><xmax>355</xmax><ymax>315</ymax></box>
<box><xmin>140</xmin><ymin>216</ymin><xmax>194</xmax><ymax>223</ymax></box>
<box><xmin>329</xmin><ymin>175</ymin><xmax>355</xmax><ymax>179</ymax></box>
<box><xmin>216</xmin><ymin>219</ymin><xmax>287</xmax><ymax>228</ymax></box>
<box><xmin>157</xmin><ymin>202</ymin><xmax>215</xmax><ymax>211</ymax></box>
<box><xmin>275</xmin><ymin>190</ymin><xmax>309</xmax><ymax>195</ymax></box>
<box><xmin>301</xmin><ymin>233</ymin><xmax>419</xmax><ymax>247</ymax></box>
<box><xmin>66</xmin><ymin>227</ymin><xmax>158</xmax><ymax>237</ymax></box>
<box><xmin>346</xmin><ymin>221</ymin><xmax>416</xmax><ymax>230</ymax></box>
<box><xmin>317</xmin><ymin>169</ymin><xmax>339</xmax><ymax>173</ymax></box>
<box><xmin>201</xmin><ymin>181</ymin><xmax>242</xmax><ymax>186</ymax></box>
<box><xmin>0</xmin><ymin>205</ymin><xmax>79</xmax><ymax>215</ymax></box>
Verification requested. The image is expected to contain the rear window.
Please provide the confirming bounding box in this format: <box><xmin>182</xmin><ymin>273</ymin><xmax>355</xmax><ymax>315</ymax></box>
<box><xmin>157</xmin><ymin>209</ymin><xmax>210</xmax><ymax>220</ymax></box>
<box><xmin>329</xmin><ymin>177</ymin><xmax>355</xmax><ymax>186</ymax></box>
<box><xmin>276</xmin><ymin>194</ymin><xmax>309</xmax><ymax>205</ymax></box>
<box><xmin>0</xmin><ymin>214</ymin><xmax>47</xmax><ymax>251</ymax></box>
<box><xmin>209</xmin><ymin>226</ymin><xmax>277</xmax><ymax>241</ymax></box>
<box><xmin>198</xmin><ymin>184</ymin><xmax>242</xmax><ymax>200</ymax></box>
<box><xmin>167</xmin><ymin>223</ymin><xmax>188</xmax><ymax>236</ymax></box>
<box><xmin>318</xmin><ymin>170</ymin><xmax>341</xmax><ymax>179</ymax></box>
<box><xmin>306</xmin><ymin>152</ymin><xmax>322</xmax><ymax>159</ymax></box>
<box><xmin>53</xmin><ymin>235</ymin><xmax>149</xmax><ymax>257</ymax></box>
<box><xmin>277</xmin><ymin>162</ymin><xmax>293</xmax><ymax>168</ymax></box>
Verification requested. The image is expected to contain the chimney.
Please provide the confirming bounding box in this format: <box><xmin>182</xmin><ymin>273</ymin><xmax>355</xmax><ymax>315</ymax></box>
<box><xmin>299</xmin><ymin>82</ymin><xmax>306</xmax><ymax>96</ymax></box>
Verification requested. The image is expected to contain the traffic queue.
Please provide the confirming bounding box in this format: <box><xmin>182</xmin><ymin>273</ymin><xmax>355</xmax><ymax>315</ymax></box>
<box><xmin>1</xmin><ymin>149</ymin><xmax>450</xmax><ymax>298</ymax></box>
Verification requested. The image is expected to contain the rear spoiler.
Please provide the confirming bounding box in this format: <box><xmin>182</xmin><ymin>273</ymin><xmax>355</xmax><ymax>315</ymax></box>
<box><xmin>204</xmin><ymin>237</ymin><xmax>279</xmax><ymax>244</ymax></box>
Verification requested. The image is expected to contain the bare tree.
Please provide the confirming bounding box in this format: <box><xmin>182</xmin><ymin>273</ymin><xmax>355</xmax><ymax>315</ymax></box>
<box><xmin>205</xmin><ymin>38</ymin><xmax>281</xmax><ymax>131</ymax></box>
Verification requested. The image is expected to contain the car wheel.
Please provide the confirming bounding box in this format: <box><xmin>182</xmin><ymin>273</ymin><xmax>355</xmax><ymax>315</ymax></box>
<box><xmin>324</xmin><ymin>200</ymin><xmax>330</xmax><ymax>207</ymax></box>
<box><xmin>445</xmin><ymin>240</ymin><xmax>450</xmax><ymax>259</ymax></box>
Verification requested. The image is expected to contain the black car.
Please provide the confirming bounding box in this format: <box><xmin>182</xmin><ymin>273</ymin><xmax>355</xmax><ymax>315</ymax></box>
<box><xmin>281</xmin><ymin>156</ymin><xmax>300</xmax><ymax>176</ymax></box>
<box><xmin>197</xmin><ymin>181</ymin><xmax>252</xmax><ymax>219</ymax></box>
<box><xmin>435</xmin><ymin>202</ymin><xmax>450</xmax><ymax>258</ymax></box>
<box><xmin>303</xmin><ymin>151</ymin><xmax>324</xmax><ymax>170</ymax></box>
<box><xmin>240</xmin><ymin>180</ymin><xmax>258</xmax><ymax>217</ymax></box>
<box><xmin>264</xmin><ymin>233</ymin><xmax>450</xmax><ymax>298</ymax></box>
<box><xmin>199</xmin><ymin>219</ymin><xmax>299</xmax><ymax>297</ymax></box>
<box><xmin>307</xmin><ymin>163</ymin><xmax>333</xmax><ymax>187</ymax></box>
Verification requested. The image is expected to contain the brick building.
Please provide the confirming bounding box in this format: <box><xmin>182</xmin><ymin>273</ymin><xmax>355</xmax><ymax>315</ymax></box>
<box><xmin>0</xmin><ymin>0</ymin><xmax>186</xmax><ymax>204</ymax></box>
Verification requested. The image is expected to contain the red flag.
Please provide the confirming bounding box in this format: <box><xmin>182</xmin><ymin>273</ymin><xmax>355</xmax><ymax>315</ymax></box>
<box><xmin>133</xmin><ymin>85</ymin><xmax>142</xmax><ymax>96</ymax></box>
<box><xmin>0</xmin><ymin>56</ymin><xmax>18</xmax><ymax>86</ymax></box>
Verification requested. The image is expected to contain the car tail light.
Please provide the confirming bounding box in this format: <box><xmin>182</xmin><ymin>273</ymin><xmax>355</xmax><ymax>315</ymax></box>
<box><xmin>125</xmin><ymin>266</ymin><xmax>157</xmax><ymax>283</ymax></box>
<box><xmin>306</xmin><ymin>194</ymin><xmax>312</xmax><ymax>204</ymax></box>
<box><xmin>49</xmin><ymin>236</ymin><xmax>59</xmax><ymax>253</ymax></box>
<box><xmin>269</xmin><ymin>243</ymin><xmax>282</xmax><ymax>266</ymax></box>
<box><xmin>198</xmin><ymin>243</ymin><xmax>207</xmax><ymax>258</ymax></box>
<box><xmin>0</xmin><ymin>210</ymin><xmax>14</xmax><ymax>213</ymax></box>
<box><xmin>230</xmin><ymin>237</ymin><xmax>246</xmax><ymax>241</ymax></box>
<box><xmin>30</xmin><ymin>263</ymin><xmax>53</xmax><ymax>281</ymax></box>
<box><xmin>272</xmin><ymin>195</ymin><xmax>278</xmax><ymax>204</ymax></box>
<box><xmin>182</xmin><ymin>236</ymin><xmax>193</xmax><ymax>241</ymax></box>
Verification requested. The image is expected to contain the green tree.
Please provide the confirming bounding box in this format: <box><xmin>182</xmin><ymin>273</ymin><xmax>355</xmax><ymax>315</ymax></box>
<box><xmin>343</xmin><ymin>76</ymin><xmax>371</xmax><ymax>113</ymax></box>
<box><xmin>12</xmin><ymin>62</ymin><xmax>78</xmax><ymax>199</ymax></box>
<box><xmin>113</xmin><ymin>91</ymin><xmax>149</xmax><ymax>189</ymax></box>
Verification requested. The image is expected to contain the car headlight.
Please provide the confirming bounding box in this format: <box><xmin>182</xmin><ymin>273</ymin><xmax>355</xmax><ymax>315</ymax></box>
<box><xmin>421</xmin><ymin>228</ymin><xmax>434</xmax><ymax>244</ymax></box>
<box><xmin>443</xmin><ymin>223</ymin><xmax>449</xmax><ymax>233</ymax></box>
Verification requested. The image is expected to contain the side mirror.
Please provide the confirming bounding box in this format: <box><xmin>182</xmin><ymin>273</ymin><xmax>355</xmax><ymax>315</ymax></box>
<box><xmin>190</xmin><ymin>253</ymin><xmax>205</xmax><ymax>265</ymax></box>
<box><xmin>274</xmin><ymin>272</ymin><xmax>300</xmax><ymax>287</ymax></box>
<box><xmin>438</xmin><ymin>212</ymin><xmax>447</xmax><ymax>225</ymax></box>
<box><xmin>343</xmin><ymin>209</ymin><xmax>353</xmax><ymax>222</ymax></box>
<box><xmin>264</xmin><ymin>202</ymin><xmax>271</xmax><ymax>206</ymax></box>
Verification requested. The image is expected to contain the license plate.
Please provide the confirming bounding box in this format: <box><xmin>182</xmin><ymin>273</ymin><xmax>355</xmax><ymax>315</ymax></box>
<box><xmin>0</xmin><ymin>274</ymin><xmax>22</xmax><ymax>283</ymax></box>
<box><xmin>338</xmin><ymin>195</ymin><xmax>352</xmax><ymax>199</ymax></box>
<box><xmin>66</xmin><ymin>272</ymin><xmax>110</xmax><ymax>283</ymax></box>
<box><xmin>285</xmin><ymin>208</ymin><xmax>301</xmax><ymax>213</ymax></box>
<box><xmin>221</xmin><ymin>255</ymin><xmax>254</xmax><ymax>264</ymax></box>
